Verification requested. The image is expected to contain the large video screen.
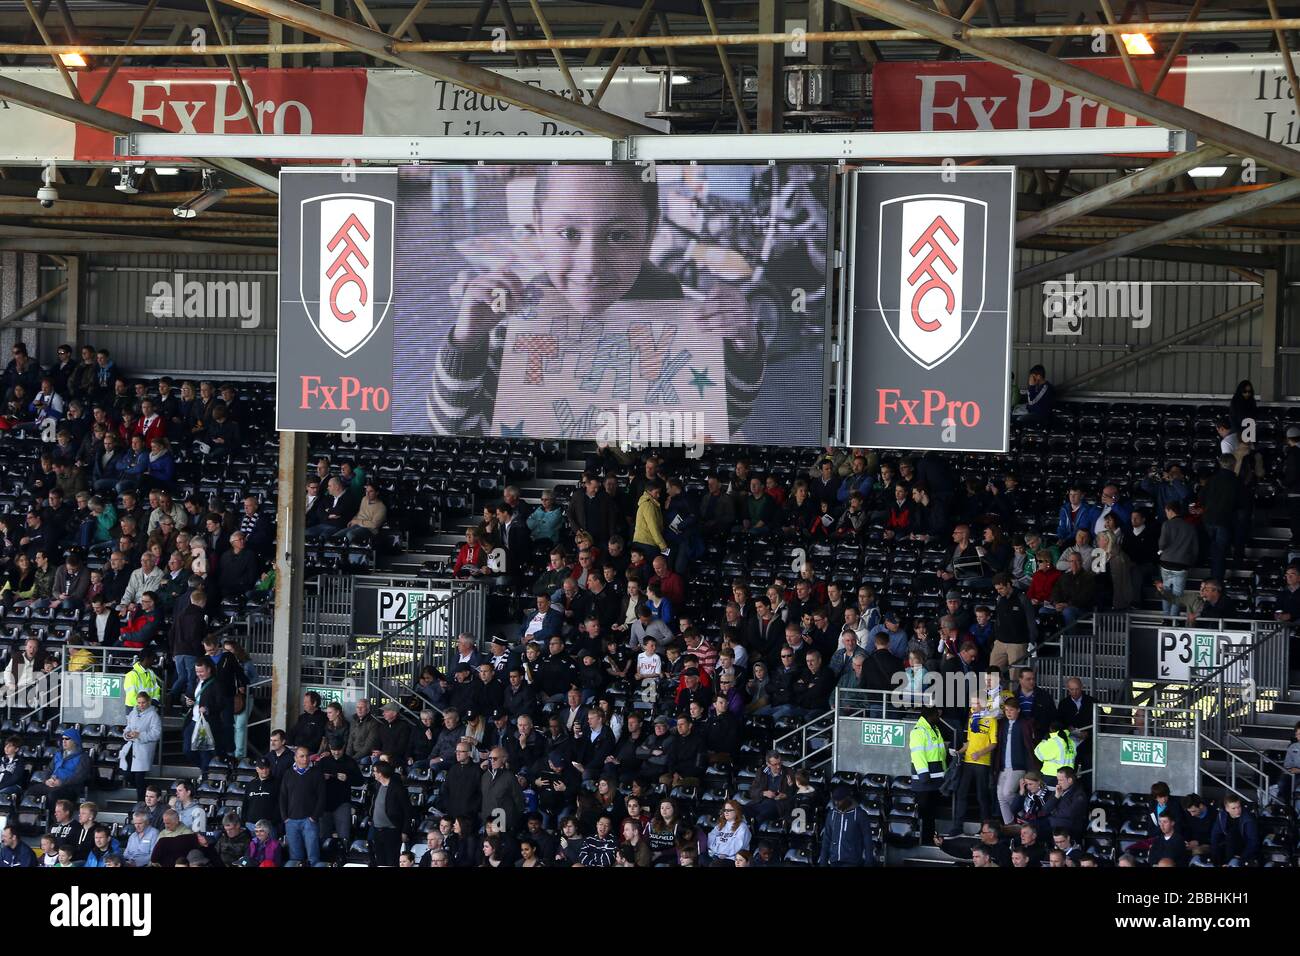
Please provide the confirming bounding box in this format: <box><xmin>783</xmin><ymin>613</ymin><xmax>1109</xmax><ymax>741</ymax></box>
<box><xmin>277</xmin><ymin>164</ymin><xmax>832</xmax><ymax>445</ymax></box>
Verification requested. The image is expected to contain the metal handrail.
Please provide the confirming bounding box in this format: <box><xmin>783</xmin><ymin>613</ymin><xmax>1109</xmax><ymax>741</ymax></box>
<box><xmin>772</xmin><ymin>708</ymin><xmax>835</xmax><ymax>768</ymax></box>
<box><xmin>1199</xmin><ymin>733</ymin><xmax>1281</xmax><ymax>808</ymax></box>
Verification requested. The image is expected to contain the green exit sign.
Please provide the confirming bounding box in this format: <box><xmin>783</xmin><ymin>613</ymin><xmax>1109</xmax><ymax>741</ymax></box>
<box><xmin>861</xmin><ymin>720</ymin><xmax>906</xmax><ymax>748</ymax></box>
<box><xmin>1120</xmin><ymin>738</ymin><xmax>1168</xmax><ymax>767</ymax></box>
<box><xmin>81</xmin><ymin>675</ymin><xmax>122</xmax><ymax>699</ymax></box>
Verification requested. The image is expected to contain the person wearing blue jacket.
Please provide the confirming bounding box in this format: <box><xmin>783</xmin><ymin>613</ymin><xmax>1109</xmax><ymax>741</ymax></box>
<box><xmin>1210</xmin><ymin>795</ymin><xmax>1260</xmax><ymax>867</ymax></box>
<box><xmin>836</xmin><ymin>455</ymin><xmax>874</xmax><ymax>505</ymax></box>
<box><xmin>0</xmin><ymin>824</ymin><xmax>36</xmax><ymax>866</ymax></box>
<box><xmin>1056</xmin><ymin>486</ymin><xmax>1102</xmax><ymax>542</ymax></box>
<box><xmin>25</xmin><ymin>728</ymin><xmax>91</xmax><ymax>811</ymax></box>
<box><xmin>524</xmin><ymin>491</ymin><xmax>564</xmax><ymax>547</ymax></box>
<box><xmin>819</xmin><ymin>785</ymin><xmax>877</xmax><ymax>866</ymax></box>
<box><xmin>81</xmin><ymin>825</ymin><xmax>122</xmax><ymax>867</ymax></box>
<box><xmin>145</xmin><ymin>438</ymin><xmax>175</xmax><ymax>491</ymax></box>
<box><xmin>114</xmin><ymin>434</ymin><xmax>149</xmax><ymax>494</ymax></box>
<box><xmin>91</xmin><ymin>432</ymin><xmax>125</xmax><ymax>493</ymax></box>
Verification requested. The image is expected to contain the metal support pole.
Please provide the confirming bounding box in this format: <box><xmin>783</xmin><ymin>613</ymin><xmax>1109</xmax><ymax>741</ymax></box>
<box><xmin>1016</xmin><ymin>143</ymin><xmax>1226</xmax><ymax>240</ymax></box>
<box><xmin>88</xmin><ymin>0</ymin><xmax>159</xmax><ymax>107</ymax></box>
<box><xmin>701</xmin><ymin>0</ymin><xmax>752</xmax><ymax>134</ymax></box>
<box><xmin>20</xmin><ymin>0</ymin><xmax>80</xmax><ymax>99</ymax></box>
<box><xmin>205</xmin><ymin>0</ymin><xmax>262</xmax><ymax>133</ymax></box>
<box><xmin>64</xmin><ymin>255</ymin><xmax>79</xmax><ymax>343</ymax></box>
<box><xmin>526</xmin><ymin>0</ymin><xmax>581</xmax><ymax>103</ymax></box>
<box><xmin>592</xmin><ymin>0</ymin><xmax>655</xmax><ymax>106</ymax></box>
<box><xmin>757</xmin><ymin>0</ymin><xmax>785</xmax><ymax>132</ymax></box>
<box><xmin>271</xmin><ymin>430</ymin><xmax>306</xmax><ymax>734</ymax></box>
<box><xmin>1016</xmin><ymin>176</ymin><xmax>1300</xmax><ymax>288</ymax></box>
<box><xmin>1257</xmin><ymin>267</ymin><xmax>1282</xmax><ymax>400</ymax></box>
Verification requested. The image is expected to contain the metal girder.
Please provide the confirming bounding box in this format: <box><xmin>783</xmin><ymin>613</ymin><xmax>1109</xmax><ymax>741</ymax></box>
<box><xmin>1017</xmin><ymin>238</ymin><xmax>1275</xmax><ymax>273</ymax></box>
<box><xmin>0</xmin><ymin>281</ymin><xmax>65</xmax><ymax>330</ymax></box>
<box><xmin>215</xmin><ymin>0</ymin><xmax>652</xmax><ymax>136</ymax></box>
<box><xmin>836</xmin><ymin>0</ymin><xmax>1300</xmax><ymax>180</ymax></box>
<box><xmin>0</xmin><ymin>74</ymin><xmax>278</xmax><ymax>192</ymax></box>
<box><xmin>0</xmin><ymin>237</ymin><xmax>273</xmax><ymax>252</ymax></box>
<box><xmin>1016</xmin><ymin>177</ymin><xmax>1300</xmax><ymax>288</ymax></box>
<box><xmin>117</xmin><ymin>126</ymin><xmax>1182</xmax><ymax>161</ymax></box>
<box><xmin>1059</xmin><ymin>298</ymin><xmax>1263</xmax><ymax>391</ymax></box>
<box><xmin>88</xmin><ymin>0</ymin><xmax>160</xmax><ymax>107</ymax></box>
<box><xmin>1016</xmin><ymin>143</ymin><xmax>1226</xmax><ymax>240</ymax></box>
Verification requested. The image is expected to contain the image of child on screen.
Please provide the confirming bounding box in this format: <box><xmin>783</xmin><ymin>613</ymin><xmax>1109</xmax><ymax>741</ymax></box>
<box><xmin>426</xmin><ymin>165</ymin><xmax>764</xmax><ymax>438</ymax></box>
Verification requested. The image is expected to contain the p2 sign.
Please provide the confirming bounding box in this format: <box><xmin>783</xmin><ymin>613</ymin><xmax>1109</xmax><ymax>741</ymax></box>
<box><xmin>845</xmin><ymin>167</ymin><xmax>1014</xmax><ymax>452</ymax></box>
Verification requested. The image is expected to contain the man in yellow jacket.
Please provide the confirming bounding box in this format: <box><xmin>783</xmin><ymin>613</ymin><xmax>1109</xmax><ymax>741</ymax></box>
<box><xmin>633</xmin><ymin>480</ymin><xmax>668</xmax><ymax>557</ymax></box>
<box><xmin>122</xmin><ymin>649</ymin><xmax>162</xmax><ymax>713</ymax></box>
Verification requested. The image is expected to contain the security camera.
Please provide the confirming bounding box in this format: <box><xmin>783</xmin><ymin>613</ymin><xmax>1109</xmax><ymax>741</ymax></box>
<box><xmin>38</xmin><ymin>161</ymin><xmax>57</xmax><ymax>207</ymax></box>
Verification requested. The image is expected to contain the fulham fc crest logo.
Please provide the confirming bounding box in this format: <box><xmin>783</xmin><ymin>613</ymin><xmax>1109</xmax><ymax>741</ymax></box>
<box><xmin>876</xmin><ymin>195</ymin><xmax>987</xmax><ymax>370</ymax></box>
<box><xmin>299</xmin><ymin>194</ymin><xmax>394</xmax><ymax>358</ymax></box>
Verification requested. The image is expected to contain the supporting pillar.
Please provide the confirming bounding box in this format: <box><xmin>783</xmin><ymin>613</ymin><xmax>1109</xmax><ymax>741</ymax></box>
<box><xmin>757</xmin><ymin>0</ymin><xmax>785</xmax><ymax>132</ymax></box>
<box><xmin>271</xmin><ymin>430</ymin><xmax>306</xmax><ymax>733</ymax></box>
<box><xmin>1256</xmin><ymin>268</ymin><xmax>1282</xmax><ymax>401</ymax></box>
<box><xmin>64</xmin><ymin>255</ymin><xmax>79</xmax><ymax>344</ymax></box>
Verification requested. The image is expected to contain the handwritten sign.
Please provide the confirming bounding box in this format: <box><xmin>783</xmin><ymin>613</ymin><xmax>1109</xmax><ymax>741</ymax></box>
<box><xmin>493</xmin><ymin>298</ymin><xmax>730</xmax><ymax>443</ymax></box>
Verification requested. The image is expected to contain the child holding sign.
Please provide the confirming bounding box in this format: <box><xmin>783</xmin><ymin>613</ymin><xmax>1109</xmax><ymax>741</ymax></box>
<box><xmin>426</xmin><ymin>165</ymin><xmax>764</xmax><ymax>439</ymax></box>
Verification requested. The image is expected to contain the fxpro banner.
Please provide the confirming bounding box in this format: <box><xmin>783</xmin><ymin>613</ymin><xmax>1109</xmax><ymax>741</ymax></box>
<box><xmin>844</xmin><ymin>167</ymin><xmax>1014</xmax><ymax>453</ymax></box>
<box><xmin>0</xmin><ymin>66</ymin><xmax>668</xmax><ymax>162</ymax></box>
<box><xmin>277</xmin><ymin>164</ymin><xmax>832</xmax><ymax>445</ymax></box>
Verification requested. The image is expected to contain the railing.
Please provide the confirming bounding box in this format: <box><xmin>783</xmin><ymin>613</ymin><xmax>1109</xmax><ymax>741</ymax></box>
<box><xmin>1199</xmin><ymin>736</ymin><xmax>1277</xmax><ymax>809</ymax></box>
<box><xmin>347</xmin><ymin>583</ymin><xmax>482</xmax><ymax>716</ymax></box>
<box><xmin>772</xmin><ymin>708</ymin><xmax>835</xmax><ymax>770</ymax></box>
<box><xmin>3</xmin><ymin>660</ymin><xmax>62</xmax><ymax>721</ymax></box>
<box><xmin>242</xmin><ymin>675</ymin><xmax>273</xmax><ymax>758</ymax></box>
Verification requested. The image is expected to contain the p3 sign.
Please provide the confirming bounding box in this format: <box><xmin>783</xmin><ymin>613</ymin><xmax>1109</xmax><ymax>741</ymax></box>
<box><xmin>845</xmin><ymin>167</ymin><xmax>1014</xmax><ymax>452</ymax></box>
<box><xmin>1156</xmin><ymin>628</ymin><xmax>1252</xmax><ymax>681</ymax></box>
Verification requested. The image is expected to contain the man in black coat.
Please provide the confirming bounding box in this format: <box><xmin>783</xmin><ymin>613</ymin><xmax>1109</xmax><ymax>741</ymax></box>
<box><xmin>702</xmin><ymin>696</ymin><xmax>742</xmax><ymax>762</ymax></box>
<box><xmin>663</xmin><ymin>714</ymin><xmax>706</xmax><ymax>786</ymax></box>
<box><xmin>567</xmin><ymin>475</ymin><xmax>615</xmax><ymax>549</ymax></box>
<box><xmin>279</xmin><ymin>746</ymin><xmax>326</xmax><ymax>866</ymax></box>
<box><xmin>1202</xmin><ymin>455</ymin><xmax>1240</xmax><ymax>584</ymax></box>
<box><xmin>367</xmin><ymin>760</ymin><xmax>412</xmax><ymax>867</ymax></box>
<box><xmin>1040</xmin><ymin>766</ymin><xmax>1089</xmax><ymax>842</ymax></box>
<box><xmin>573</xmin><ymin>707</ymin><xmax>617</xmax><ymax>781</ymax></box>
<box><xmin>376</xmin><ymin>702</ymin><xmax>413</xmax><ymax>765</ymax></box>
<box><xmin>306</xmin><ymin>476</ymin><xmax>356</xmax><ymax>540</ymax></box>
<box><xmin>287</xmin><ymin>691</ymin><xmax>329</xmax><ymax>753</ymax></box>
<box><xmin>861</xmin><ymin>633</ymin><xmax>903</xmax><ymax>692</ymax></box>
<box><xmin>168</xmin><ymin>588</ymin><xmax>209</xmax><ymax>703</ymax></box>
<box><xmin>216</xmin><ymin>531</ymin><xmax>260</xmax><ymax>603</ymax></box>
<box><xmin>317</xmin><ymin>737</ymin><xmax>364</xmax><ymax>857</ymax></box>
<box><xmin>502</xmin><ymin>669</ymin><xmax>537</xmax><ymax>722</ymax></box>
<box><xmin>1014</xmin><ymin>668</ymin><xmax>1057</xmax><ymax>740</ymax></box>
<box><xmin>441</xmin><ymin>739</ymin><xmax>483</xmax><ymax>828</ymax></box>
<box><xmin>495</xmin><ymin>502</ymin><xmax>532</xmax><ymax>582</ymax></box>
<box><xmin>1055</xmin><ymin>677</ymin><xmax>1095</xmax><ymax>761</ymax></box>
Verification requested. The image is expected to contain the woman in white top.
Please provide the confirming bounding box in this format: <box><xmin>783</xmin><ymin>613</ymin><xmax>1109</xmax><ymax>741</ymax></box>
<box><xmin>706</xmin><ymin>799</ymin><xmax>751</xmax><ymax>864</ymax></box>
